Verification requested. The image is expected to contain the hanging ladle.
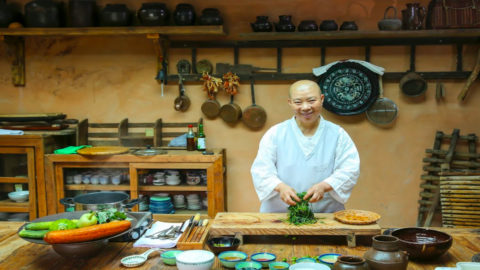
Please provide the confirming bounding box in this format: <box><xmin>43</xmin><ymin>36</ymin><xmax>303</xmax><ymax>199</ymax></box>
<box><xmin>121</xmin><ymin>248</ymin><xmax>165</xmax><ymax>268</ymax></box>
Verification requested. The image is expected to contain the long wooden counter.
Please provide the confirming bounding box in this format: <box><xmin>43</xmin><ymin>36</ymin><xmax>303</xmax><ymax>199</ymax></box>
<box><xmin>1</xmin><ymin>222</ymin><xmax>479</xmax><ymax>269</ymax></box>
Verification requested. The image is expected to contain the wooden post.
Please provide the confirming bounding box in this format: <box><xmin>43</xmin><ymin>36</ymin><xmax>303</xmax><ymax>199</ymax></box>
<box><xmin>458</xmin><ymin>46</ymin><xmax>480</xmax><ymax>101</ymax></box>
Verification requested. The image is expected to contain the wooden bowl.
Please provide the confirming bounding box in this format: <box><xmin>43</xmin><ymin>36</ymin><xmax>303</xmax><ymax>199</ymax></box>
<box><xmin>391</xmin><ymin>227</ymin><xmax>452</xmax><ymax>261</ymax></box>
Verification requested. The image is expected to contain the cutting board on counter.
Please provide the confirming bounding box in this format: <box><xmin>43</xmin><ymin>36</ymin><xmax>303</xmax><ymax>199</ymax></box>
<box><xmin>210</xmin><ymin>212</ymin><xmax>381</xmax><ymax>236</ymax></box>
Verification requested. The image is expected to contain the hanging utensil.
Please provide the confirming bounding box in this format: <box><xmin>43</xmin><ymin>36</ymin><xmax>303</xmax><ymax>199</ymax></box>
<box><xmin>216</xmin><ymin>63</ymin><xmax>281</xmax><ymax>74</ymax></box>
<box><xmin>242</xmin><ymin>76</ymin><xmax>267</xmax><ymax>129</ymax></box>
<box><xmin>399</xmin><ymin>72</ymin><xmax>427</xmax><ymax>97</ymax></box>
<box><xmin>220</xmin><ymin>94</ymin><xmax>242</xmax><ymax>123</ymax></box>
<box><xmin>174</xmin><ymin>74</ymin><xmax>191</xmax><ymax>111</ymax></box>
<box><xmin>366</xmin><ymin>76</ymin><xmax>399</xmax><ymax>125</ymax></box>
<box><xmin>201</xmin><ymin>96</ymin><xmax>221</xmax><ymax>118</ymax></box>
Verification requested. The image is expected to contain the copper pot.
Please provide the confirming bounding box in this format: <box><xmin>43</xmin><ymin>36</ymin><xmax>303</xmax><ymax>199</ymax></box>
<box><xmin>220</xmin><ymin>94</ymin><xmax>242</xmax><ymax>123</ymax></box>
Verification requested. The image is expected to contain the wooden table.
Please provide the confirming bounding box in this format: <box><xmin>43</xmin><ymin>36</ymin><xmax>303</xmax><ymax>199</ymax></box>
<box><xmin>1</xmin><ymin>222</ymin><xmax>480</xmax><ymax>269</ymax></box>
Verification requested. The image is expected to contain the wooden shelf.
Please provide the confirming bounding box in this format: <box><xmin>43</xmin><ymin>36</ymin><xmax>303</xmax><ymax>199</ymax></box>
<box><xmin>0</xmin><ymin>199</ymin><xmax>29</xmax><ymax>212</ymax></box>
<box><xmin>0</xmin><ymin>177</ymin><xmax>28</xmax><ymax>184</ymax></box>
<box><xmin>139</xmin><ymin>184</ymin><xmax>207</xmax><ymax>192</ymax></box>
<box><xmin>0</xmin><ymin>26</ymin><xmax>227</xmax><ymax>37</ymax></box>
<box><xmin>64</xmin><ymin>184</ymin><xmax>131</xmax><ymax>191</ymax></box>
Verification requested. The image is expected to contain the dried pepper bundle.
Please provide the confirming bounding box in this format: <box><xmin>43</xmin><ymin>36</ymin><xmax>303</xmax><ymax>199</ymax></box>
<box><xmin>200</xmin><ymin>72</ymin><xmax>223</xmax><ymax>99</ymax></box>
<box><xmin>222</xmin><ymin>72</ymin><xmax>240</xmax><ymax>95</ymax></box>
<box><xmin>286</xmin><ymin>192</ymin><xmax>317</xmax><ymax>226</ymax></box>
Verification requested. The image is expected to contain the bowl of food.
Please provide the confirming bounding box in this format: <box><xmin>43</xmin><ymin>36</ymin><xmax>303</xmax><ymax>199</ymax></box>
<box><xmin>290</xmin><ymin>263</ymin><xmax>330</xmax><ymax>270</ymax></box>
<box><xmin>218</xmin><ymin>250</ymin><xmax>247</xmax><ymax>268</ymax></box>
<box><xmin>235</xmin><ymin>261</ymin><xmax>262</xmax><ymax>270</ymax></box>
<box><xmin>251</xmin><ymin>252</ymin><xmax>276</xmax><ymax>268</ymax></box>
<box><xmin>8</xmin><ymin>191</ymin><xmax>29</xmax><ymax>202</ymax></box>
<box><xmin>161</xmin><ymin>250</ymin><xmax>183</xmax><ymax>265</ymax></box>
<box><xmin>391</xmin><ymin>227</ymin><xmax>453</xmax><ymax>261</ymax></box>
<box><xmin>176</xmin><ymin>250</ymin><xmax>215</xmax><ymax>270</ymax></box>
<box><xmin>269</xmin><ymin>261</ymin><xmax>290</xmax><ymax>269</ymax></box>
<box><xmin>207</xmin><ymin>236</ymin><xmax>241</xmax><ymax>255</ymax></box>
<box><xmin>297</xmin><ymin>257</ymin><xmax>317</xmax><ymax>263</ymax></box>
<box><xmin>318</xmin><ymin>253</ymin><xmax>341</xmax><ymax>268</ymax></box>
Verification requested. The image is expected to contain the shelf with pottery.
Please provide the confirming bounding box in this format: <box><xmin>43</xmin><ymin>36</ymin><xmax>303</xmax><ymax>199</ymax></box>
<box><xmin>138</xmin><ymin>184</ymin><xmax>208</xmax><ymax>192</ymax></box>
<box><xmin>0</xmin><ymin>199</ymin><xmax>29</xmax><ymax>213</ymax></box>
<box><xmin>64</xmin><ymin>184</ymin><xmax>131</xmax><ymax>191</ymax></box>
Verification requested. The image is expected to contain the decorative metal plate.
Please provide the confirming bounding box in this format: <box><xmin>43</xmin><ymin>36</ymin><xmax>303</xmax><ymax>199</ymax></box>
<box><xmin>317</xmin><ymin>62</ymin><xmax>379</xmax><ymax>116</ymax></box>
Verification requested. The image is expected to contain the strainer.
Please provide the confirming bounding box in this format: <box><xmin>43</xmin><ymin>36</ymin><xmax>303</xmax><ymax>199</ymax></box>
<box><xmin>366</xmin><ymin>76</ymin><xmax>399</xmax><ymax>125</ymax></box>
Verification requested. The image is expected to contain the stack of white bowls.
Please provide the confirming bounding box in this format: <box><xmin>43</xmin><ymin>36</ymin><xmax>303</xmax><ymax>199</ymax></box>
<box><xmin>165</xmin><ymin>170</ymin><xmax>181</xmax><ymax>185</ymax></box>
<box><xmin>186</xmin><ymin>194</ymin><xmax>202</xmax><ymax>210</ymax></box>
<box><xmin>173</xmin><ymin>195</ymin><xmax>186</xmax><ymax>209</ymax></box>
<box><xmin>153</xmin><ymin>172</ymin><xmax>166</xmax><ymax>186</ymax></box>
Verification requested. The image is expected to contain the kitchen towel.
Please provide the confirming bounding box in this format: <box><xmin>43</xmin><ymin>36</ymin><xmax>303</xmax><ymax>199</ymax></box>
<box><xmin>54</xmin><ymin>145</ymin><xmax>91</xmax><ymax>154</ymax></box>
<box><xmin>313</xmin><ymin>59</ymin><xmax>385</xmax><ymax>77</ymax></box>
<box><xmin>133</xmin><ymin>221</ymin><xmax>188</xmax><ymax>249</ymax></box>
<box><xmin>0</xmin><ymin>129</ymin><xmax>24</xmax><ymax>135</ymax></box>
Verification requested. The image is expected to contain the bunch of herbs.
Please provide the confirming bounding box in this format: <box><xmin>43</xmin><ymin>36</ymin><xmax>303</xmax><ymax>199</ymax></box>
<box><xmin>286</xmin><ymin>192</ymin><xmax>317</xmax><ymax>226</ymax></box>
<box><xmin>92</xmin><ymin>208</ymin><xmax>131</xmax><ymax>224</ymax></box>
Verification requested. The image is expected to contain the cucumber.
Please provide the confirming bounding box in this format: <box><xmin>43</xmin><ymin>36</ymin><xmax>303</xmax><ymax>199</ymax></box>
<box><xmin>19</xmin><ymin>229</ymin><xmax>49</xmax><ymax>239</ymax></box>
<box><xmin>25</xmin><ymin>221</ymin><xmax>53</xmax><ymax>231</ymax></box>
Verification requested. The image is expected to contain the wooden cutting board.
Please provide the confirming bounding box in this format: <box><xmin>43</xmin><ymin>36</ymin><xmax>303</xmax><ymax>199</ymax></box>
<box><xmin>210</xmin><ymin>212</ymin><xmax>381</xmax><ymax>236</ymax></box>
<box><xmin>77</xmin><ymin>146</ymin><xmax>130</xmax><ymax>156</ymax></box>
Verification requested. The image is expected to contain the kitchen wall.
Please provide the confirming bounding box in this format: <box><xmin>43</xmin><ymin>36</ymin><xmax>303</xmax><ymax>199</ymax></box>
<box><xmin>1</xmin><ymin>0</ymin><xmax>478</xmax><ymax>226</ymax></box>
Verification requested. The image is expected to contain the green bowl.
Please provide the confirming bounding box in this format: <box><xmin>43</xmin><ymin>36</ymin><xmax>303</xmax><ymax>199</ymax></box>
<box><xmin>218</xmin><ymin>251</ymin><xmax>247</xmax><ymax>268</ymax></box>
<box><xmin>269</xmin><ymin>261</ymin><xmax>290</xmax><ymax>269</ymax></box>
<box><xmin>235</xmin><ymin>261</ymin><xmax>262</xmax><ymax>270</ymax></box>
<box><xmin>318</xmin><ymin>253</ymin><xmax>341</xmax><ymax>269</ymax></box>
<box><xmin>161</xmin><ymin>250</ymin><xmax>183</xmax><ymax>265</ymax></box>
<box><xmin>297</xmin><ymin>258</ymin><xmax>316</xmax><ymax>263</ymax></box>
<box><xmin>251</xmin><ymin>252</ymin><xmax>276</xmax><ymax>268</ymax></box>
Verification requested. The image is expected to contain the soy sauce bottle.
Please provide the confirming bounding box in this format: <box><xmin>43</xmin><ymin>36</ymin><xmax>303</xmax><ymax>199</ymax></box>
<box><xmin>186</xmin><ymin>125</ymin><xmax>196</xmax><ymax>151</ymax></box>
<box><xmin>197</xmin><ymin>124</ymin><xmax>206</xmax><ymax>151</ymax></box>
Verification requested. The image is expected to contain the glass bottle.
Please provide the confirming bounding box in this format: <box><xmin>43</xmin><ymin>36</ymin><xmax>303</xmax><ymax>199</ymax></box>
<box><xmin>186</xmin><ymin>124</ymin><xmax>196</xmax><ymax>151</ymax></box>
<box><xmin>197</xmin><ymin>124</ymin><xmax>206</xmax><ymax>151</ymax></box>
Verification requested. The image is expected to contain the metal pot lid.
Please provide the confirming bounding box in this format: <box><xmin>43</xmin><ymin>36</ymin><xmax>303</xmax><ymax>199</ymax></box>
<box><xmin>73</xmin><ymin>191</ymin><xmax>130</xmax><ymax>205</ymax></box>
<box><xmin>132</xmin><ymin>145</ymin><xmax>167</xmax><ymax>156</ymax></box>
<box><xmin>317</xmin><ymin>62</ymin><xmax>379</xmax><ymax>116</ymax></box>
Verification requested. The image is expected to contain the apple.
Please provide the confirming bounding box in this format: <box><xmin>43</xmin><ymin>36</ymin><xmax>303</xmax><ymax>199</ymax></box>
<box><xmin>77</xmin><ymin>212</ymin><xmax>98</xmax><ymax>228</ymax></box>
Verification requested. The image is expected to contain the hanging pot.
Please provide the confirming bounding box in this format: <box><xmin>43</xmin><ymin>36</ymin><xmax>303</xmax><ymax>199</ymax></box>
<box><xmin>399</xmin><ymin>72</ymin><xmax>427</xmax><ymax>97</ymax></box>
<box><xmin>220</xmin><ymin>94</ymin><xmax>242</xmax><ymax>123</ymax></box>
<box><xmin>174</xmin><ymin>74</ymin><xmax>190</xmax><ymax>111</ymax></box>
<box><xmin>59</xmin><ymin>191</ymin><xmax>141</xmax><ymax>212</ymax></box>
<box><xmin>242</xmin><ymin>76</ymin><xmax>267</xmax><ymax>129</ymax></box>
<box><xmin>317</xmin><ymin>62</ymin><xmax>379</xmax><ymax>116</ymax></box>
<box><xmin>201</xmin><ymin>98</ymin><xmax>220</xmax><ymax>117</ymax></box>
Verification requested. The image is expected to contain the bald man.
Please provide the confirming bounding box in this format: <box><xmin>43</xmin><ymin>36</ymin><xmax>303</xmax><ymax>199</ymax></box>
<box><xmin>251</xmin><ymin>80</ymin><xmax>360</xmax><ymax>213</ymax></box>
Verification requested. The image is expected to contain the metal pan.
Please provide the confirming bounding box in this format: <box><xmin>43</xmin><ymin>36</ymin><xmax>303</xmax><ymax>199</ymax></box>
<box><xmin>242</xmin><ymin>76</ymin><xmax>267</xmax><ymax>129</ymax></box>
<box><xmin>60</xmin><ymin>191</ymin><xmax>141</xmax><ymax>212</ymax></box>
<box><xmin>174</xmin><ymin>74</ymin><xmax>190</xmax><ymax>111</ymax></box>
<box><xmin>201</xmin><ymin>97</ymin><xmax>221</xmax><ymax>118</ymax></box>
<box><xmin>399</xmin><ymin>72</ymin><xmax>427</xmax><ymax>97</ymax></box>
<box><xmin>220</xmin><ymin>94</ymin><xmax>242</xmax><ymax>122</ymax></box>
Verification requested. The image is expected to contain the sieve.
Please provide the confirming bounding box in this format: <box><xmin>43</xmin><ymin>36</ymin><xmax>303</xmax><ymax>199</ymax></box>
<box><xmin>366</xmin><ymin>76</ymin><xmax>399</xmax><ymax>125</ymax></box>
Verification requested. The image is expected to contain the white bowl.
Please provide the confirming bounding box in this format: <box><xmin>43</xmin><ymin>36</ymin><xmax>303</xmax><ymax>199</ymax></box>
<box><xmin>7</xmin><ymin>213</ymin><xmax>29</xmax><ymax>221</ymax></box>
<box><xmin>176</xmin><ymin>250</ymin><xmax>214</xmax><ymax>270</ymax></box>
<box><xmin>8</xmin><ymin>191</ymin><xmax>29</xmax><ymax>202</ymax></box>
<box><xmin>289</xmin><ymin>263</ymin><xmax>330</xmax><ymax>270</ymax></box>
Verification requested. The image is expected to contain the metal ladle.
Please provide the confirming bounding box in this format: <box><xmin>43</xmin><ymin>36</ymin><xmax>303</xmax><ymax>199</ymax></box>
<box><xmin>121</xmin><ymin>248</ymin><xmax>165</xmax><ymax>268</ymax></box>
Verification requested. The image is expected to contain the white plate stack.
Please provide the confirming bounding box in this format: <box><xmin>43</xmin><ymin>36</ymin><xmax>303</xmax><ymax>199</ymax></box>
<box><xmin>186</xmin><ymin>194</ymin><xmax>202</xmax><ymax>210</ymax></box>
<box><xmin>173</xmin><ymin>195</ymin><xmax>186</xmax><ymax>209</ymax></box>
<box><xmin>165</xmin><ymin>170</ymin><xmax>181</xmax><ymax>185</ymax></box>
<box><xmin>153</xmin><ymin>172</ymin><xmax>166</xmax><ymax>186</ymax></box>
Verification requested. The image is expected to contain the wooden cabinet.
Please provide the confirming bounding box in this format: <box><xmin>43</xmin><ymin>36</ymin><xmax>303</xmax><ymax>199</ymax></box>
<box><xmin>45</xmin><ymin>149</ymin><xmax>226</xmax><ymax>222</ymax></box>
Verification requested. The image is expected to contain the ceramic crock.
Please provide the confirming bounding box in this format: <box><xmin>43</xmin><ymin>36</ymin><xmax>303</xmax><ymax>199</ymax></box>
<box><xmin>364</xmin><ymin>235</ymin><xmax>409</xmax><ymax>270</ymax></box>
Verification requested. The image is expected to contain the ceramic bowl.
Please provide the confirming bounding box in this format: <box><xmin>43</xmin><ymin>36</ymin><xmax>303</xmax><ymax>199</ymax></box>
<box><xmin>207</xmin><ymin>237</ymin><xmax>241</xmax><ymax>255</ymax></box>
<box><xmin>176</xmin><ymin>250</ymin><xmax>215</xmax><ymax>270</ymax></box>
<box><xmin>318</xmin><ymin>253</ymin><xmax>341</xmax><ymax>268</ymax></box>
<box><xmin>235</xmin><ymin>261</ymin><xmax>262</xmax><ymax>270</ymax></box>
<box><xmin>251</xmin><ymin>252</ymin><xmax>276</xmax><ymax>268</ymax></box>
<box><xmin>8</xmin><ymin>191</ymin><xmax>29</xmax><ymax>202</ymax></box>
<box><xmin>218</xmin><ymin>251</ymin><xmax>247</xmax><ymax>268</ymax></box>
<box><xmin>269</xmin><ymin>261</ymin><xmax>290</xmax><ymax>269</ymax></box>
<box><xmin>391</xmin><ymin>227</ymin><xmax>453</xmax><ymax>261</ymax></box>
<box><xmin>161</xmin><ymin>250</ymin><xmax>183</xmax><ymax>265</ymax></box>
<box><xmin>0</xmin><ymin>212</ymin><xmax>9</xmax><ymax>221</ymax></box>
<box><xmin>297</xmin><ymin>257</ymin><xmax>317</xmax><ymax>263</ymax></box>
<box><xmin>290</xmin><ymin>263</ymin><xmax>330</xmax><ymax>270</ymax></box>
<box><xmin>8</xmin><ymin>213</ymin><xmax>29</xmax><ymax>221</ymax></box>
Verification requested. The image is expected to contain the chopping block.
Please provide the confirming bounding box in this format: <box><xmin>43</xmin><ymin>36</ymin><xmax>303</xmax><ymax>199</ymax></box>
<box><xmin>210</xmin><ymin>212</ymin><xmax>382</xmax><ymax>247</ymax></box>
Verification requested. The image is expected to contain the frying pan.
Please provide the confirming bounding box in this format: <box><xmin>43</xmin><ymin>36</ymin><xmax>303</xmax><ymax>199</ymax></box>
<box><xmin>201</xmin><ymin>97</ymin><xmax>221</xmax><ymax>118</ymax></box>
<box><xmin>242</xmin><ymin>76</ymin><xmax>267</xmax><ymax>129</ymax></box>
<box><xmin>174</xmin><ymin>74</ymin><xmax>190</xmax><ymax>111</ymax></box>
<box><xmin>220</xmin><ymin>94</ymin><xmax>242</xmax><ymax>123</ymax></box>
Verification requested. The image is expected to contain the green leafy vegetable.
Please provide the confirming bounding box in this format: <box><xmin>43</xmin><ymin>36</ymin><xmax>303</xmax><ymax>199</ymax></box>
<box><xmin>93</xmin><ymin>208</ymin><xmax>130</xmax><ymax>224</ymax></box>
<box><xmin>286</xmin><ymin>192</ymin><xmax>317</xmax><ymax>226</ymax></box>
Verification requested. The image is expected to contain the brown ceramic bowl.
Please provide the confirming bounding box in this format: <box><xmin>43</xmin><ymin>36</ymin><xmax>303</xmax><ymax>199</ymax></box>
<box><xmin>206</xmin><ymin>236</ymin><xmax>241</xmax><ymax>255</ymax></box>
<box><xmin>391</xmin><ymin>227</ymin><xmax>453</xmax><ymax>261</ymax></box>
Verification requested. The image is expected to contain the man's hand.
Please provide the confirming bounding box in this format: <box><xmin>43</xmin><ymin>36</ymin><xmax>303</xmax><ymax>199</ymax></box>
<box><xmin>304</xmin><ymin>182</ymin><xmax>333</xmax><ymax>203</ymax></box>
<box><xmin>274</xmin><ymin>182</ymin><xmax>300</xmax><ymax>206</ymax></box>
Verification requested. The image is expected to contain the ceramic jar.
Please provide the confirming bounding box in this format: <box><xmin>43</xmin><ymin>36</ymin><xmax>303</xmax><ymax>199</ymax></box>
<box><xmin>69</xmin><ymin>0</ymin><xmax>97</xmax><ymax>27</ymax></box>
<box><xmin>364</xmin><ymin>235</ymin><xmax>409</xmax><ymax>270</ymax></box>
<box><xmin>340</xmin><ymin>21</ymin><xmax>358</xmax><ymax>30</ymax></box>
<box><xmin>198</xmin><ymin>8</ymin><xmax>222</xmax><ymax>26</ymax></box>
<box><xmin>25</xmin><ymin>0</ymin><xmax>62</xmax><ymax>27</ymax></box>
<box><xmin>320</xmin><ymin>20</ymin><xmax>338</xmax><ymax>31</ymax></box>
<box><xmin>137</xmin><ymin>2</ymin><xmax>169</xmax><ymax>26</ymax></box>
<box><xmin>274</xmin><ymin>15</ymin><xmax>295</xmax><ymax>32</ymax></box>
<box><xmin>250</xmin><ymin>16</ymin><xmax>272</xmax><ymax>32</ymax></box>
<box><xmin>333</xmin><ymin>255</ymin><xmax>370</xmax><ymax>270</ymax></box>
<box><xmin>0</xmin><ymin>0</ymin><xmax>21</xmax><ymax>28</ymax></box>
<box><xmin>298</xmin><ymin>20</ymin><xmax>318</xmax><ymax>32</ymax></box>
<box><xmin>101</xmin><ymin>4</ymin><xmax>131</xmax><ymax>27</ymax></box>
<box><xmin>173</xmin><ymin>3</ymin><xmax>195</xmax><ymax>26</ymax></box>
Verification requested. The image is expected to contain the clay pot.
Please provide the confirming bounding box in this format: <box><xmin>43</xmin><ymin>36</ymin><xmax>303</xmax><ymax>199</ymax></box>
<box><xmin>340</xmin><ymin>21</ymin><xmax>358</xmax><ymax>30</ymax></box>
<box><xmin>320</xmin><ymin>20</ymin><xmax>338</xmax><ymax>31</ymax></box>
<box><xmin>101</xmin><ymin>4</ymin><xmax>131</xmax><ymax>27</ymax></box>
<box><xmin>273</xmin><ymin>15</ymin><xmax>295</xmax><ymax>32</ymax></box>
<box><xmin>403</xmin><ymin>3</ymin><xmax>426</xmax><ymax>30</ymax></box>
<box><xmin>364</xmin><ymin>235</ymin><xmax>409</xmax><ymax>270</ymax></box>
<box><xmin>378</xmin><ymin>6</ymin><xmax>402</xmax><ymax>30</ymax></box>
<box><xmin>173</xmin><ymin>3</ymin><xmax>195</xmax><ymax>26</ymax></box>
<box><xmin>391</xmin><ymin>227</ymin><xmax>453</xmax><ymax>261</ymax></box>
<box><xmin>137</xmin><ymin>2</ymin><xmax>169</xmax><ymax>26</ymax></box>
<box><xmin>250</xmin><ymin>16</ymin><xmax>272</xmax><ymax>32</ymax></box>
<box><xmin>333</xmin><ymin>255</ymin><xmax>370</xmax><ymax>270</ymax></box>
<box><xmin>198</xmin><ymin>8</ymin><xmax>222</xmax><ymax>26</ymax></box>
<box><xmin>25</xmin><ymin>0</ymin><xmax>62</xmax><ymax>28</ymax></box>
<box><xmin>0</xmin><ymin>0</ymin><xmax>22</xmax><ymax>28</ymax></box>
<box><xmin>69</xmin><ymin>0</ymin><xmax>97</xmax><ymax>27</ymax></box>
<box><xmin>298</xmin><ymin>20</ymin><xmax>318</xmax><ymax>32</ymax></box>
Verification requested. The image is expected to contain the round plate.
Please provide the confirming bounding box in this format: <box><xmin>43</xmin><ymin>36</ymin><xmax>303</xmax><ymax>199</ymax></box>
<box><xmin>317</xmin><ymin>62</ymin><xmax>379</xmax><ymax>116</ymax></box>
<box><xmin>333</xmin><ymin>209</ymin><xmax>381</xmax><ymax>225</ymax></box>
<box><xmin>77</xmin><ymin>146</ymin><xmax>130</xmax><ymax>156</ymax></box>
<box><xmin>17</xmin><ymin>210</ymin><xmax>137</xmax><ymax>245</ymax></box>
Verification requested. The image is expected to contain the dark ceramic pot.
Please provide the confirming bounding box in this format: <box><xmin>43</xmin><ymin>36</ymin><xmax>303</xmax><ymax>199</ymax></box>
<box><xmin>364</xmin><ymin>235</ymin><xmax>408</xmax><ymax>270</ymax></box>
<box><xmin>333</xmin><ymin>256</ymin><xmax>370</xmax><ymax>270</ymax></box>
<box><xmin>198</xmin><ymin>8</ymin><xmax>222</xmax><ymax>26</ymax></box>
<box><xmin>25</xmin><ymin>0</ymin><xmax>62</xmax><ymax>27</ymax></box>
<box><xmin>391</xmin><ymin>227</ymin><xmax>453</xmax><ymax>261</ymax></box>
<box><xmin>0</xmin><ymin>0</ymin><xmax>22</xmax><ymax>28</ymax></box>
<box><xmin>69</xmin><ymin>0</ymin><xmax>97</xmax><ymax>27</ymax></box>
<box><xmin>137</xmin><ymin>2</ymin><xmax>169</xmax><ymax>26</ymax></box>
<box><xmin>173</xmin><ymin>3</ymin><xmax>195</xmax><ymax>26</ymax></box>
<box><xmin>250</xmin><ymin>16</ymin><xmax>272</xmax><ymax>32</ymax></box>
<box><xmin>298</xmin><ymin>20</ymin><xmax>317</xmax><ymax>32</ymax></box>
<box><xmin>101</xmin><ymin>4</ymin><xmax>131</xmax><ymax>27</ymax></box>
<box><xmin>320</xmin><ymin>19</ymin><xmax>338</xmax><ymax>31</ymax></box>
<box><xmin>274</xmin><ymin>15</ymin><xmax>295</xmax><ymax>32</ymax></box>
<box><xmin>340</xmin><ymin>21</ymin><xmax>358</xmax><ymax>30</ymax></box>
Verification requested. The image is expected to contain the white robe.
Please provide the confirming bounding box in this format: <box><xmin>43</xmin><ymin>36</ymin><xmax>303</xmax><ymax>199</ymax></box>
<box><xmin>251</xmin><ymin>116</ymin><xmax>360</xmax><ymax>213</ymax></box>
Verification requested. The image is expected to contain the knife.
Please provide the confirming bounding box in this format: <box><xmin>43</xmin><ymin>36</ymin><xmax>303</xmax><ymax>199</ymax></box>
<box><xmin>184</xmin><ymin>213</ymin><xmax>201</xmax><ymax>241</ymax></box>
